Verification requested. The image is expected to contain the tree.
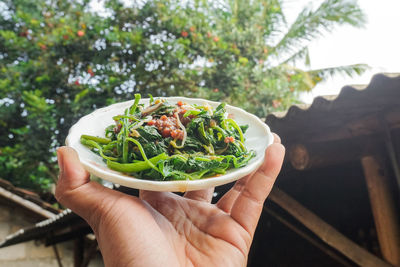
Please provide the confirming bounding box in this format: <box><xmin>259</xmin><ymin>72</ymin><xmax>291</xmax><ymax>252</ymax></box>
<box><xmin>0</xmin><ymin>0</ymin><xmax>367</xmax><ymax>192</ymax></box>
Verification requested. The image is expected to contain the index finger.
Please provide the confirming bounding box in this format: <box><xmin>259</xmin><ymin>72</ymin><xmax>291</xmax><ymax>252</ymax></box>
<box><xmin>216</xmin><ymin>133</ymin><xmax>281</xmax><ymax>213</ymax></box>
<box><xmin>230</xmin><ymin>142</ymin><xmax>285</xmax><ymax>237</ymax></box>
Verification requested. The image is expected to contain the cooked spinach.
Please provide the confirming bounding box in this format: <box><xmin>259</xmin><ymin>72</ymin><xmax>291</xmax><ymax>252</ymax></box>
<box><xmin>80</xmin><ymin>94</ymin><xmax>255</xmax><ymax>181</ymax></box>
<box><xmin>136</xmin><ymin>126</ymin><xmax>162</xmax><ymax>142</ymax></box>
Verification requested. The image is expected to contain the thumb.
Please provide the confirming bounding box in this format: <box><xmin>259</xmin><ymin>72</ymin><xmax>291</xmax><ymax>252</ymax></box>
<box><xmin>56</xmin><ymin>146</ymin><xmax>90</xmax><ymax>192</ymax></box>
<box><xmin>55</xmin><ymin>146</ymin><xmax>122</xmax><ymax>227</ymax></box>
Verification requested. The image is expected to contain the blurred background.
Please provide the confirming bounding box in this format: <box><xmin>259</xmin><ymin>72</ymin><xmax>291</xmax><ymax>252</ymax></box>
<box><xmin>0</xmin><ymin>0</ymin><xmax>399</xmax><ymax>266</ymax></box>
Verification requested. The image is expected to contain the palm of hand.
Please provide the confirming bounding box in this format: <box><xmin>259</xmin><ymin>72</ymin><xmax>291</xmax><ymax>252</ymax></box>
<box><xmin>141</xmin><ymin>192</ymin><xmax>249</xmax><ymax>267</ymax></box>
<box><xmin>91</xmin><ymin>188</ymin><xmax>250</xmax><ymax>267</ymax></box>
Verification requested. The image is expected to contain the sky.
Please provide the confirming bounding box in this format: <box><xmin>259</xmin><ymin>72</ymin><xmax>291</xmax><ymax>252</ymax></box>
<box><xmin>283</xmin><ymin>0</ymin><xmax>400</xmax><ymax>103</ymax></box>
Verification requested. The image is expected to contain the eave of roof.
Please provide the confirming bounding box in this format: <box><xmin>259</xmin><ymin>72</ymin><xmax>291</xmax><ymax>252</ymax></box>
<box><xmin>265</xmin><ymin>73</ymin><xmax>400</xmax><ymax>143</ymax></box>
<box><xmin>0</xmin><ymin>178</ymin><xmax>60</xmax><ymax>215</ymax></box>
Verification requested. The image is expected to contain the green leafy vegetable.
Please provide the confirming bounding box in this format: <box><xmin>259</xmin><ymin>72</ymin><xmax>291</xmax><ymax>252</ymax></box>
<box><xmin>80</xmin><ymin>95</ymin><xmax>255</xmax><ymax>181</ymax></box>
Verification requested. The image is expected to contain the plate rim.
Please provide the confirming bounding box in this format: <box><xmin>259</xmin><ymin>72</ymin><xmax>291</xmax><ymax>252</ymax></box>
<box><xmin>66</xmin><ymin>96</ymin><xmax>273</xmax><ymax>192</ymax></box>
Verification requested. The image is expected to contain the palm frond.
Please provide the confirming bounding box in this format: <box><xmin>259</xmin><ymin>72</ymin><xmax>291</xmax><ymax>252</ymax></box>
<box><xmin>309</xmin><ymin>64</ymin><xmax>370</xmax><ymax>80</ymax></box>
<box><xmin>278</xmin><ymin>45</ymin><xmax>310</xmax><ymax>67</ymax></box>
<box><xmin>271</xmin><ymin>0</ymin><xmax>366</xmax><ymax>55</ymax></box>
<box><xmin>225</xmin><ymin>0</ymin><xmax>286</xmax><ymax>31</ymax></box>
<box><xmin>261</xmin><ymin>0</ymin><xmax>286</xmax><ymax>36</ymax></box>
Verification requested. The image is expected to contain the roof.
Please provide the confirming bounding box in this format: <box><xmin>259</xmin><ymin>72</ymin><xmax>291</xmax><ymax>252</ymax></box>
<box><xmin>0</xmin><ymin>209</ymin><xmax>88</xmax><ymax>248</ymax></box>
<box><xmin>0</xmin><ymin>178</ymin><xmax>60</xmax><ymax>218</ymax></box>
<box><xmin>266</xmin><ymin>73</ymin><xmax>400</xmax><ymax>143</ymax></box>
<box><xmin>0</xmin><ymin>182</ymin><xmax>137</xmax><ymax>248</ymax></box>
<box><xmin>0</xmin><ymin>178</ymin><xmax>81</xmax><ymax>248</ymax></box>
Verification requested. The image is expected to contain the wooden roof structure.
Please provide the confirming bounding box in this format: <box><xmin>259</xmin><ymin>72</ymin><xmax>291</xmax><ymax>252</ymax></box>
<box><xmin>0</xmin><ymin>179</ymin><xmax>95</xmax><ymax>267</ymax></box>
<box><xmin>264</xmin><ymin>73</ymin><xmax>400</xmax><ymax>266</ymax></box>
<box><xmin>267</xmin><ymin>73</ymin><xmax>400</xmax><ymax>144</ymax></box>
<box><xmin>0</xmin><ymin>178</ymin><xmax>59</xmax><ymax>219</ymax></box>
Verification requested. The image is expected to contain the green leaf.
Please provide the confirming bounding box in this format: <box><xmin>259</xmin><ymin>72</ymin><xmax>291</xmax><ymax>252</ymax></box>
<box><xmin>22</xmin><ymin>91</ymin><xmax>51</xmax><ymax>112</ymax></box>
<box><xmin>74</xmin><ymin>89</ymin><xmax>89</xmax><ymax>103</ymax></box>
<box><xmin>10</xmin><ymin>127</ymin><xmax>29</xmax><ymax>135</ymax></box>
<box><xmin>309</xmin><ymin>64</ymin><xmax>370</xmax><ymax>80</ymax></box>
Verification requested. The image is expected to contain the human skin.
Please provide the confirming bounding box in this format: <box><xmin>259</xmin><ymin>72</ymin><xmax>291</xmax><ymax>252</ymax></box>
<box><xmin>55</xmin><ymin>134</ymin><xmax>285</xmax><ymax>267</ymax></box>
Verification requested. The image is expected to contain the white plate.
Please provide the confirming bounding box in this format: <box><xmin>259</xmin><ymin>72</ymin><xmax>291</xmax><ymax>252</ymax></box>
<box><xmin>66</xmin><ymin>97</ymin><xmax>273</xmax><ymax>192</ymax></box>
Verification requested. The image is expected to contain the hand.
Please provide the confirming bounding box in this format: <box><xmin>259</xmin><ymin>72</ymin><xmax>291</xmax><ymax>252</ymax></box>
<box><xmin>55</xmin><ymin>135</ymin><xmax>284</xmax><ymax>267</ymax></box>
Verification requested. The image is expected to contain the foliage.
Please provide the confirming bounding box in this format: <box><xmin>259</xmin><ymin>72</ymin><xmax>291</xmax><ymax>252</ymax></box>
<box><xmin>0</xmin><ymin>0</ymin><xmax>366</xmax><ymax>192</ymax></box>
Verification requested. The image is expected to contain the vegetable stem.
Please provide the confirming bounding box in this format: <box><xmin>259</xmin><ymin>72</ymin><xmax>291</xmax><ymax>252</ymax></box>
<box><xmin>126</xmin><ymin>137</ymin><xmax>159</xmax><ymax>172</ymax></box>
<box><xmin>226</xmin><ymin>118</ymin><xmax>244</xmax><ymax>143</ymax></box>
<box><xmin>107</xmin><ymin>153</ymin><xmax>168</xmax><ymax>173</ymax></box>
<box><xmin>80</xmin><ymin>137</ymin><xmax>118</xmax><ymax>161</ymax></box>
<box><xmin>129</xmin><ymin>93</ymin><xmax>141</xmax><ymax>114</ymax></box>
<box><xmin>81</xmin><ymin>135</ymin><xmax>111</xmax><ymax>144</ymax></box>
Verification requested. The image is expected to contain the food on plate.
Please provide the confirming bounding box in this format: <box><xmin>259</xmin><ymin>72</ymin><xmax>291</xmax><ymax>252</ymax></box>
<box><xmin>80</xmin><ymin>94</ymin><xmax>255</xmax><ymax>181</ymax></box>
